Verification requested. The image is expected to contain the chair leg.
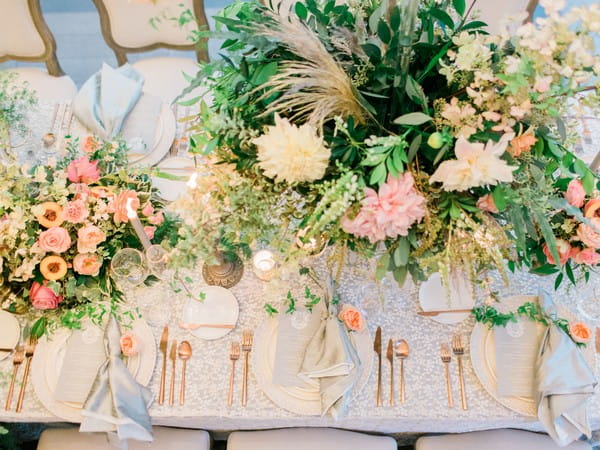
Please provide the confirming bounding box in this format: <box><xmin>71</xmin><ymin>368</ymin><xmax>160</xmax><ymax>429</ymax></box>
<box><xmin>115</xmin><ymin>51</ymin><xmax>128</xmax><ymax>66</ymax></box>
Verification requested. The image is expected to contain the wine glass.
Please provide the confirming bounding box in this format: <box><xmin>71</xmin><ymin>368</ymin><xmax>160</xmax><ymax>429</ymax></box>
<box><xmin>110</xmin><ymin>248</ymin><xmax>148</xmax><ymax>287</ymax></box>
<box><xmin>145</xmin><ymin>245</ymin><xmax>173</xmax><ymax>281</ymax></box>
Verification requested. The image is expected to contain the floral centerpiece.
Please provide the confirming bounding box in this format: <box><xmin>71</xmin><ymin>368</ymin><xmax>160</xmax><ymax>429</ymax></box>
<box><xmin>176</xmin><ymin>0</ymin><xmax>600</xmax><ymax>290</ymax></box>
<box><xmin>0</xmin><ymin>136</ymin><xmax>180</xmax><ymax>335</ymax></box>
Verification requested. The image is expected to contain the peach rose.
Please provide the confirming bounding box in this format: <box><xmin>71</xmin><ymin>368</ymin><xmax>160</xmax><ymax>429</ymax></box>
<box><xmin>66</xmin><ymin>157</ymin><xmax>100</xmax><ymax>184</ymax></box>
<box><xmin>148</xmin><ymin>211</ymin><xmax>164</xmax><ymax>225</ymax></box>
<box><xmin>576</xmin><ymin>219</ymin><xmax>600</xmax><ymax>249</ymax></box>
<box><xmin>141</xmin><ymin>203</ymin><xmax>154</xmax><ymax>217</ymax></box>
<box><xmin>120</xmin><ymin>332</ymin><xmax>141</xmax><ymax>357</ymax></box>
<box><xmin>82</xmin><ymin>135</ymin><xmax>100</xmax><ymax>154</ymax></box>
<box><xmin>476</xmin><ymin>194</ymin><xmax>499</xmax><ymax>214</ymax></box>
<box><xmin>29</xmin><ymin>281</ymin><xmax>63</xmax><ymax>310</ymax></box>
<box><xmin>572</xmin><ymin>247</ymin><xmax>600</xmax><ymax>266</ymax></box>
<box><xmin>144</xmin><ymin>226</ymin><xmax>156</xmax><ymax>240</ymax></box>
<box><xmin>542</xmin><ymin>238</ymin><xmax>572</xmax><ymax>265</ymax></box>
<box><xmin>584</xmin><ymin>198</ymin><xmax>600</xmax><ymax>218</ymax></box>
<box><xmin>566</xmin><ymin>180</ymin><xmax>586</xmax><ymax>208</ymax></box>
<box><xmin>108</xmin><ymin>190</ymin><xmax>140</xmax><ymax>225</ymax></box>
<box><xmin>38</xmin><ymin>227</ymin><xmax>71</xmax><ymax>253</ymax></box>
<box><xmin>508</xmin><ymin>134</ymin><xmax>537</xmax><ymax>157</ymax></box>
<box><xmin>73</xmin><ymin>253</ymin><xmax>102</xmax><ymax>276</ymax></box>
<box><xmin>338</xmin><ymin>304</ymin><xmax>366</xmax><ymax>332</ymax></box>
<box><xmin>62</xmin><ymin>199</ymin><xmax>89</xmax><ymax>224</ymax></box>
<box><xmin>569</xmin><ymin>322</ymin><xmax>592</xmax><ymax>344</ymax></box>
<box><xmin>77</xmin><ymin>224</ymin><xmax>107</xmax><ymax>253</ymax></box>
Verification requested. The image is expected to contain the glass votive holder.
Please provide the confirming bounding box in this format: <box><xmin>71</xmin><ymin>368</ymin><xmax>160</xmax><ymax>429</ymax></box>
<box><xmin>252</xmin><ymin>250</ymin><xmax>277</xmax><ymax>281</ymax></box>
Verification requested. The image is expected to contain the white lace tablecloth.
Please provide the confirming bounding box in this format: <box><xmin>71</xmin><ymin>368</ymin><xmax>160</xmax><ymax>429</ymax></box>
<box><xmin>0</xmin><ymin>101</ymin><xmax>599</xmax><ymax>440</ymax></box>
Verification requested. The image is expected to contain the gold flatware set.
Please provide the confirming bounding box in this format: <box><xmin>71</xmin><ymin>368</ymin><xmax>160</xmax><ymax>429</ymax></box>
<box><xmin>227</xmin><ymin>330</ymin><xmax>253</xmax><ymax>407</ymax></box>
<box><xmin>439</xmin><ymin>335</ymin><xmax>468</xmax><ymax>409</ymax></box>
<box><xmin>374</xmin><ymin>326</ymin><xmax>410</xmax><ymax>407</ymax></box>
<box><xmin>4</xmin><ymin>334</ymin><xmax>38</xmax><ymax>413</ymax></box>
<box><xmin>158</xmin><ymin>325</ymin><xmax>193</xmax><ymax>407</ymax></box>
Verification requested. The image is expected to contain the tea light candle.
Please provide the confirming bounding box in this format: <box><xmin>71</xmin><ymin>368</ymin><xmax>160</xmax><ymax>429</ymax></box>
<box><xmin>252</xmin><ymin>250</ymin><xmax>277</xmax><ymax>281</ymax></box>
<box><xmin>126</xmin><ymin>198</ymin><xmax>152</xmax><ymax>250</ymax></box>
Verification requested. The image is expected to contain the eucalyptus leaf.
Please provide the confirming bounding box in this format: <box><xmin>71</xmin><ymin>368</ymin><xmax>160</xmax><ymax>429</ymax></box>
<box><xmin>376</xmin><ymin>252</ymin><xmax>391</xmax><ymax>280</ymax></box>
<box><xmin>532</xmin><ymin>208</ymin><xmax>559</xmax><ymax>266</ymax></box>
<box><xmin>393</xmin><ymin>112</ymin><xmax>432</xmax><ymax>126</ymax></box>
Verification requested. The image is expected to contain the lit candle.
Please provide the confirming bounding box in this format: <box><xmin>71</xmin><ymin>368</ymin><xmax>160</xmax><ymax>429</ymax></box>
<box><xmin>126</xmin><ymin>198</ymin><xmax>152</xmax><ymax>250</ymax></box>
<box><xmin>252</xmin><ymin>250</ymin><xmax>277</xmax><ymax>281</ymax></box>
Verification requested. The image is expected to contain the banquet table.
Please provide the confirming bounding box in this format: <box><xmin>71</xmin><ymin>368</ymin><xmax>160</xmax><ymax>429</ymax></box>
<box><xmin>1</xmin><ymin>101</ymin><xmax>600</xmax><ymax>443</ymax></box>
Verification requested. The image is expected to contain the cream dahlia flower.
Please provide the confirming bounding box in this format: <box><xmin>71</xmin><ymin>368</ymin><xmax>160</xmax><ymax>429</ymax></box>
<box><xmin>252</xmin><ymin>115</ymin><xmax>330</xmax><ymax>184</ymax></box>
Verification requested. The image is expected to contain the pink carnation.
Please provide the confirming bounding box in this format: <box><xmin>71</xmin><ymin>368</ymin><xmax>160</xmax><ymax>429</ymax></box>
<box><xmin>342</xmin><ymin>173</ymin><xmax>426</xmax><ymax>243</ymax></box>
<box><xmin>566</xmin><ymin>180</ymin><xmax>586</xmax><ymax>208</ymax></box>
<box><xmin>62</xmin><ymin>199</ymin><xmax>89</xmax><ymax>224</ymax></box>
<box><xmin>66</xmin><ymin>157</ymin><xmax>100</xmax><ymax>184</ymax></box>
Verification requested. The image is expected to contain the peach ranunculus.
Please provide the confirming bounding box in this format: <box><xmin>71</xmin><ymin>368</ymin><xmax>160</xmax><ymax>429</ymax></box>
<box><xmin>148</xmin><ymin>211</ymin><xmax>164</xmax><ymax>225</ymax></box>
<box><xmin>542</xmin><ymin>238</ymin><xmax>572</xmax><ymax>265</ymax></box>
<box><xmin>29</xmin><ymin>281</ymin><xmax>63</xmax><ymax>310</ymax></box>
<box><xmin>77</xmin><ymin>224</ymin><xmax>107</xmax><ymax>253</ymax></box>
<box><xmin>565</xmin><ymin>179</ymin><xmax>586</xmax><ymax>208</ymax></box>
<box><xmin>144</xmin><ymin>226</ymin><xmax>156</xmax><ymax>240</ymax></box>
<box><xmin>573</xmin><ymin>247</ymin><xmax>600</xmax><ymax>266</ymax></box>
<box><xmin>476</xmin><ymin>194</ymin><xmax>499</xmax><ymax>213</ymax></box>
<box><xmin>576</xmin><ymin>218</ymin><xmax>600</xmax><ymax>249</ymax></box>
<box><xmin>120</xmin><ymin>332</ymin><xmax>141</xmax><ymax>357</ymax></box>
<box><xmin>82</xmin><ymin>135</ymin><xmax>100</xmax><ymax>154</ymax></box>
<box><xmin>584</xmin><ymin>198</ymin><xmax>600</xmax><ymax>218</ymax></box>
<box><xmin>40</xmin><ymin>255</ymin><xmax>68</xmax><ymax>281</ymax></box>
<box><xmin>66</xmin><ymin>157</ymin><xmax>101</xmax><ymax>184</ymax></box>
<box><xmin>569</xmin><ymin>322</ymin><xmax>592</xmax><ymax>344</ymax></box>
<box><xmin>38</xmin><ymin>227</ymin><xmax>71</xmax><ymax>253</ymax></box>
<box><xmin>73</xmin><ymin>253</ymin><xmax>102</xmax><ymax>276</ymax></box>
<box><xmin>507</xmin><ymin>133</ymin><xmax>537</xmax><ymax>158</ymax></box>
<box><xmin>338</xmin><ymin>304</ymin><xmax>366</xmax><ymax>332</ymax></box>
<box><xmin>33</xmin><ymin>202</ymin><xmax>63</xmax><ymax>228</ymax></box>
<box><xmin>108</xmin><ymin>190</ymin><xmax>140</xmax><ymax>225</ymax></box>
<box><xmin>62</xmin><ymin>199</ymin><xmax>89</xmax><ymax>224</ymax></box>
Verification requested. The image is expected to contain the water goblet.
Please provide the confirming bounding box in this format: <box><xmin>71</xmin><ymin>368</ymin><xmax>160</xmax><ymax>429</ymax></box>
<box><xmin>110</xmin><ymin>248</ymin><xmax>148</xmax><ymax>287</ymax></box>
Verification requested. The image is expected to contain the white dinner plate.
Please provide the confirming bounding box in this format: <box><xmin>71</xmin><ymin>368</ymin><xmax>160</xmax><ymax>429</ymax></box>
<box><xmin>0</xmin><ymin>310</ymin><xmax>20</xmax><ymax>361</ymax></box>
<box><xmin>419</xmin><ymin>272</ymin><xmax>474</xmax><ymax>324</ymax></box>
<box><xmin>182</xmin><ymin>286</ymin><xmax>239</xmax><ymax>340</ymax></box>
<box><xmin>151</xmin><ymin>156</ymin><xmax>196</xmax><ymax>202</ymax></box>
<box><xmin>470</xmin><ymin>295</ymin><xmax>595</xmax><ymax>416</ymax></box>
<box><xmin>252</xmin><ymin>316</ymin><xmax>373</xmax><ymax>416</ymax></box>
<box><xmin>129</xmin><ymin>102</ymin><xmax>176</xmax><ymax>168</ymax></box>
<box><xmin>31</xmin><ymin>319</ymin><xmax>156</xmax><ymax>423</ymax></box>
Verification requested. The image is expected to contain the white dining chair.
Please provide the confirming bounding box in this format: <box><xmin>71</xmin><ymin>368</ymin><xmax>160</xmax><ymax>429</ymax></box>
<box><xmin>0</xmin><ymin>0</ymin><xmax>77</xmax><ymax>102</ymax></box>
<box><xmin>91</xmin><ymin>0</ymin><xmax>208</xmax><ymax>105</ymax></box>
<box><xmin>474</xmin><ymin>0</ymin><xmax>538</xmax><ymax>34</ymax></box>
<box><xmin>415</xmin><ymin>429</ymin><xmax>591</xmax><ymax>450</ymax></box>
<box><xmin>226</xmin><ymin>428</ymin><xmax>397</xmax><ymax>450</ymax></box>
<box><xmin>37</xmin><ymin>426</ymin><xmax>212</xmax><ymax>450</ymax></box>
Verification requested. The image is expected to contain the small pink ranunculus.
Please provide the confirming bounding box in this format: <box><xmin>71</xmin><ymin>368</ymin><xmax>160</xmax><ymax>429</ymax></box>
<box><xmin>338</xmin><ymin>304</ymin><xmax>366</xmax><ymax>332</ymax></box>
<box><xmin>73</xmin><ymin>253</ymin><xmax>102</xmax><ymax>276</ymax></box>
<box><xmin>38</xmin><ymin>227</ymin><xmax>71</xmax><ymax>253</ymax></box>
<box><xmin>148</xmin><ymin>211</ymin><xmax>164</xmax><ymax>225</ymax></box>
<box><xmin>577</xmin><ymin>219</ymin><xmax>600</xmax><ymax>249</ymax></box>
<box><xmin>62</xmin><ymin>199</ymin><xmax>89</xmax><ymax>224</ymax></box>
<box><xmin>77</xmin><ymin>224</ymin><xmax>106</xmax><ymax>253</ymax></box>
<box><xmin>144</xmin><ymin>226</ymin><xmax>156</xmax><ymax>240</ymax></box>
<box><xmin>120</xmin><ymin>332</ymin><xmax>141</xmax><ymax>357</ymax></box>
<box><xmin>141</xmin><ymin>203</ymin><xmax>154</xmax><ymax>217</ymax></box>
<box><xmin>573</xmin><ymin>247</ymin><xmax>600</xmax><ymax>266</ymax></box>
<box><xmin>542</xmin><ymin>238</ymin><xmax>572</xmax><ymax>265</ymax></box>
<box><xmin>66</xmin><ymin>157</ymin><xmax>100</xmax><ymax>184</ymax></box>
<box><xmin>566</xmin><ymin>180</ymin><xmax>586</xmax><ymax>208</ymax></box>
<box><xmin>108</xmin><ymin>190</ymin><xmax>140</xmax><ymax>225</ymax></box>
<box><xmin>476</xmin><ymin>194</ymin><xmax>499</xmax><ymax>214</ymax></box>
<box><xmin>29</xmin><ymin>281</ymin><xmax>63</xmax><ymax>310</ymax></box>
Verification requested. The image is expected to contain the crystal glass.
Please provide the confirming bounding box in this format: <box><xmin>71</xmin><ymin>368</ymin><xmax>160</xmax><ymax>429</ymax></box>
<box><xmin>145</xmin><ymin>245</ymin><xmax>173</xmax><ymax>281</ymax></box>
<box><xmin>110</xmin><ymin>248</ymin><xmax>148</xmax><ymax>287</ymax></box>
<box><xmin>137</xmin><ymin>283</ymin><xmax>172</xmax><ymax>326</ymax></box>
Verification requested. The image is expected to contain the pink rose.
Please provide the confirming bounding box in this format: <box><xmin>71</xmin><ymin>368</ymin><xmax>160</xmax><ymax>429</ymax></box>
<box><xmin>66</xmin><ymin>157</ymin><xmax>100</xmax><ymax>184</ymax></box>
<box><xmin>577</xmin><ymin>219</ymin><xmax>600</xmax><ymax>249</ymax></box>
<box><xmin>38</xmin><ymin>227</ymin><xmax>71</xmax><ymax>253</ymax></box>
<box><xmin>77</xmin><ymin>224</ymin><xmax>106</xmax><ymax>253</ymax></box>
<box><xmin>108</xmin><ymin>190</ymin><xmax>140</xmax><ymax>225</ymax></box>
<box><xmin>566</xmin><ymin>180</ymin><xmax>586</xmax><ymax>208</ymax></box>
<box><xmin>73</xmin><ymin>253</ymin><xmax>102</xmax><ymax>276</ymax></box>
<box><xmin>62</xmin><ymin>199</ymin><xmax>89</xmax><ymax>224</ymax></box>
<box><xmin>148</xmin><ymin>211</ymin><xmax>164</xmax><ymax>225</ymax></box>
<box><xmin>476</xmin><ymin>194</ymin><xmax>499</xmax><ymax>214</ymax></box>
<box><xmin>338</xmin><ymin>304</ymin><xmax>366</xmax><ymax>332</ymax></box>
<box><xmin>144</xmin><ymin>226</ymin><xmax>156</xmax><ymax>240</ymax></box>
<box><xmin>29</xmin><ymin>281</ymin><xmax>63</xmax><ymax>310</ymax></box>
<box><xmin>542</xmin><ymin>238</ymin><xmax>572</xmax><ymax>265</ymax></box>
<box><xmin>120</xmin><ymin>332</ymin><xmax>140</xmax><ymax>357</ymax></box>
<box><xmin>141</xmin><ymin>203</ymin><xmax>154</xmax><ymax>217</ymax></box>
<box><xmin>573</xmin><ymin>247</ymin><xmax>600</xmax><ymax>266</ymax></box>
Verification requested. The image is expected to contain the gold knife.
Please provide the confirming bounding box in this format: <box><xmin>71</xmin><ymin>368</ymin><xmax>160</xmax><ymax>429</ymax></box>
<box><xmin>418</xmin><ymin>309</ymin><xmax>473</xmax><ymax>317</ymax></box>
<box><xmin>158</xmin><ymin>325</ymin><xmax>168</xmax><ymax>405</ymax></box>
<box><xmin>596</xmin><ymin>327</ymin><xmax>600</xmax><ymax>354</ymax></box>
<box><xmin>374</xmin><ymin>326</ymin><xmax>382</xmax><ymax>407</ymax></box>
<box><xmin>386</xmin><ymin>338</ymin><xmax>394</xmax><ymax>406</ymax></box>
<box><xmin>169</xmin><ymin>340</ymin><xmax>178</xmax><ymax>406</ymax></box>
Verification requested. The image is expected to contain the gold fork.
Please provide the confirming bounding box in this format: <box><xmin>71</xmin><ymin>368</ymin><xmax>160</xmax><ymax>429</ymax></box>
<box><xmin>16</xmin><ymin>335</ymin><xmax>37</xmax><ymax>413</ymax></box>
<box><xmin>440</xmin><ymin>343</ymin><xmax>453</xmax><ymax>408</ymax></box>
<box><xmin>5</xmin><ymin>345</ymin><xmax>24</xmax><ymax>411</ymax></box>
<box><xmin>241</xmin><ymin>330</ymin><xmax>253</xmax><ymax>407</ymax></box>
<box><xmin>228</xmin><ymin>341</ymin><xmax>240</xmax><ymax>406</ymax></box>
<box><xmin>452</xmin><ymin>334</ymin><xmax>468</xmax><ymax>410</ymax></box>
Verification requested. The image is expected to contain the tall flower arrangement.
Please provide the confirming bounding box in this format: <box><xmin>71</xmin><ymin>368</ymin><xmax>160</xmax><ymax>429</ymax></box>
<box><xmin>176</xmin><ymin>0</ymin><xmax>600</xmax><ymax>289</ymax></box>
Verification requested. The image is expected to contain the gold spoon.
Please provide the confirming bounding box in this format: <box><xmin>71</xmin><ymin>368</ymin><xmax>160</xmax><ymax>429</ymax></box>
<box><xmin>178</xmin><ymin>341</ymin><xmax>192</xmax><ymax>405</ymax></box>
<box><xmin>395</xmin><ymin>339</ymin><xmax>409</xmax><ymax>403</ymax></box>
